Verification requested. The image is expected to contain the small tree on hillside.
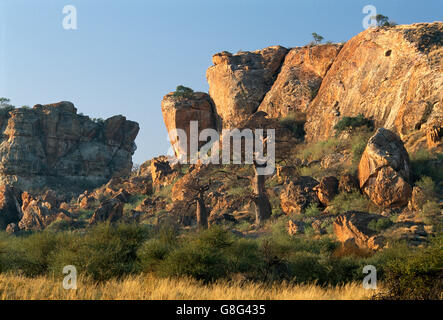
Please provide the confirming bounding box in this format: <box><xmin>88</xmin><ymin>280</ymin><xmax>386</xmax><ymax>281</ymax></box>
<box><xmin>312</xmin><ymin>33</ymin><xmax>324</xmax><ymax>45</ymax></box>
<box><xmin>172</xmin><ymin>85</ymin><xmax>194</xmax><ymax>98</ymax></box>
<box><xmin>375</xmin><ymin>14</ymin><xmax>396</xmax><ymax>27</ymax></box>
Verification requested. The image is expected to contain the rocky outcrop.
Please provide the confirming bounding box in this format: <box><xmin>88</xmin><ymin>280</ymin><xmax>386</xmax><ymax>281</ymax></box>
<box><xmin>304</xmin><ymin>23</ymin><xmax>443</xmax><ymax>149</ymax></box>
<box><xmin>338</xmin><ymin>174</ymin><xmax>359</xmax><ymax>193</ymax></box>
<box><xmin>313</xmin><ymin>176</ymin><xmax>338</xmax><ymax>206</ymax></box>
<box><xmin>150</xmin><ymin>156</ymin><xmax>178</xmax><ymax>186</ymax></box>
<box><xmin>333</xmin><ymin>211</ymin><xmax>386</xmax><ymax>251</ymax></box>
<box><xmin>0</xmin><ymin>102</ymin><xmax>139</xmax><ymax>193</ymax></box>
<box><xmin>426</xmin><ymin>125</ymin><xmax>442</xmax><ymax>149</ymax></box>
<box><xmin>288</xmin><ymin>219</ymin><xmax>304</xmax><ymax>236</ymax></box>
<box><xmin>0</xmin><ymin>185</ymin><xmax>22</xmax><ymax>230</ymax></box>
<box><xmin>89</xmin><ymin>192</ymin><xmax>128</xmax><ymax>225</ymax></box>
<box><xmin>280</xmin><ymin>176</ymin><xmax>319</xmax><ymax>215</ymax></box>
<box><xmin>358</xmin><ymin>128</ymin><xmax>412</xmax><ymax>207</ymax></box>
<box><xmin>18</xmin><ymin>191</ymin><xmax>72</xmax><ymax>231</ymax></box>
<box><xmin>258</xmin><ymin>44</ymin><xmax>342</xmax><ymax>118</ymax></box>
<box><xmin>161</xmin><ymin>92</ymin><xmax>217</xmax><ymax>158</ymax></box>
<box><xmin>206</xmin><ymin>46</ymin><xmax>288</xmax><ymax>128</ymax></box>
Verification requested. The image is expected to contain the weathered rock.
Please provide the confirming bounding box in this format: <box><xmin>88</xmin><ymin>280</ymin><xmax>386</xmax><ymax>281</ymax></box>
<box><xmin>0</xmin><ymin>102</ymin><xmax>139</xmax><ymax>193</ymax></box>
<box><xmin>150</xmin><ymin>156</ymin><xmax>177</xmax><ymax>186</ymax></box>
<box><xmin>6</xmin><ymin>223</ymin><xmax>19</xmax><ymax>234</ymax></box>
<box><xmin>408</xmin><ymin>186</ymin><xmax>427</xmax><ymax>212</ymax></box>
<box><xmin>78</xmin><ymin>191</ymin><xmax>97</xmax><ymax>209</ymax></box>
<box><xmin>288</xmin><ymin>219</ymin><xmax>304</xmax><ymax>236</ymax></box>
<box><xmin>0</xmin><ymin>185</ymin><xmax>22</xmax><ymax>230</ymax></box>
<box><xmin>426</xmin><ymin>125</ymin><xmax>442</xmax><ymax>149</ymax></box>
<box><xmin>358</xmin><ymin>128</ymin><xmax>412</xmax><ymax>207</ymax></box>
<box><xmin>333</xmin><ymin>211</ymin><xmax>386</xmax><ymax>251</ymax></box>
<box><xmin>206</xmin><ymin>46</ymin><xmax>288</xmax><ymax>128</ymax></box>
<box><xmin>338</xmin><ymin>174</ymin><xmax>360</xmax><ymax>193</ymax></box>
<box><xmin>18</xmin><ymin>196</ymin><xmax>56</xmax><ymax>231</ymax></box>
<box><xmin>313</xmin><ymin>176</ymin><xmax>338</xmax><ymax>206</ymax></box>
<box><xmin>89</xmin><ymin>196</ymin><xmax>124</xmax><ymax>224</ymax></box>
<box><xmin>162</xmin><ymin>92</ymin><xmax>217</xmax><ymax>159</ymax></box>
<box><xmin>280</xmin><ymin>176</ymin><xmax>319</xmax><ymax>215</ymax></box>
<box><xmin>305</xmin><ymin>23</ymin><xmax>443</xmax><ymax>151</ymax></box>
<box><xmin>41</xmin><ymin>190</ymin><xmax>58</xmax><ymax>209</ymax></box>
<box><xmin>259</xmin><ymin>44</ymin><xmax>342</xmax><ymax>118</ymax></box>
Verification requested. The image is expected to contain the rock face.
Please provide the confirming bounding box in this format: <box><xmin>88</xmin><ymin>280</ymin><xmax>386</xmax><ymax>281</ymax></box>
<box><xmin>280</xmin><ymin>176</ymin><xmax>319</xmax><ymax>215</ymax></box>
<box><xmin>0</xmin><ymin>185</ymin><xmax>22</xmax><ymax>230</ymax></box>
<box><xmin>89</xmin><ymin>195</ymin><xmax>125</xmax><ymax>225</ymax></box>
<box><xmin>305</xmin><ymin>23</ymin><xmax>443</xmax><ymax>149</ymax></box>
<box><xmin>0</xmin><ymin>102</ymin><xmax>139</xmax><ymax>193</ymax></box>
<box><xmin>333</xmin><ymin>211</ymin><xmax>386</xmax><ymax>251</ymax></box>
<box><xmin>206</xmin><ymin>46</ymin><xmax>288</xmax><ymax>128</ymax></box>
<box><xmin>338</xmin><ymin>174</ymin><xmax>359</xmax><ymax>193</ymax></box>
<box><xmin>313</xmin><ymin>176</ymin><xmax>339</xmax><ymax>206</ymax></box>
<box><xmin>358</xmin><ymin>128</ymin><xmax>412</xmax><ymax>207</ymax></box>
<box><xmin>18</xmin><ymin>191</ymin><xmax>72</xmax><ymax>231</ymax></box>
<box><xmin>161</xmin><ymin>92</ymin><xmax>217</xmax><ymax>158</ymax></box>
<box><xmin>150</xmin><ymin>156</ymin><xmax>178</xmax><ymax>186</ymax></box>
<box><xmin>258</xmin><ymin>44</ymin><xmax>342</xmax><ymax>118</ymax></box>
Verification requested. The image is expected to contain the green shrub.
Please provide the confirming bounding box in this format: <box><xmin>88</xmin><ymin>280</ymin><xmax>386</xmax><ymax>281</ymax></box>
<box><xmin>416</xmin><ymin>176</ymin><xmax>437</xmax><ymax>202</ymax></box>
<box><xmin>159</xmin><ymin>227</ymin><xmax>233</xmax><ymax>282</ymax></box>
<box><xmin>172</xmin><ymin>85</ymin><xmax>194</xmax><ymax>98</ymax></box>
<box><xmin>304</xmin><ymin>203</ymin><xmax>322</xmax><ymax>217</ymax></box>
<box><xmin>49</xmin><ymin>223</ymin><xmax>151</xmax><ymax>281</ymax></box>
<box><xmin>421</xmin><ymin>201</ymin><xmax>441</xmax><ymax>225</ymax></box>
<box><xmin>329</xmin><ymin>191</ymin><xmax>373</xmax><ymax>214</ymax></box>
<box><xmin>368</xmin><ymin>218</ymin><xmax>394</xmax><ymax>232</ymax></box>
<box><xmin>378</xmin><ymin>236</ymin><xmax>443</xmax><ymax>300</ymax></box>
<box><xmin>333</xmin><ymin>114</ymin><xmax>374</xmax><ymax>135</ymax></box>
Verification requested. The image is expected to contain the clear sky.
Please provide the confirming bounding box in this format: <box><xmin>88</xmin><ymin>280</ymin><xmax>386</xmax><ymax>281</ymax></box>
<box><xmin>1</xmin><ymin>0</ymin><xmax>441</xmax><ymax>164</ymax></box>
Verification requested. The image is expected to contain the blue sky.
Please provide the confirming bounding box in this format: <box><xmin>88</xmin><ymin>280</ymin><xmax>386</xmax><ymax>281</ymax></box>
<box><xmin>1</xmin><ymin>0</ymin><xmax>441</xmax><ymax>164</ymax></box>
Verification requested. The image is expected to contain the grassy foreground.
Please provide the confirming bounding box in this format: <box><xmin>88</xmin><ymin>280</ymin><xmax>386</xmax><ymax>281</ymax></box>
<box><xmin>0</xmin><ymin>274</ymin><xmax>378</xmax><ymax>300</ymax></box>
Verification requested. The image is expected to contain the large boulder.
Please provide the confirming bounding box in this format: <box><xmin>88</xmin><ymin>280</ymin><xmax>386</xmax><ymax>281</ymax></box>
<box><xmin>258</xmin><ymin>44</ymin><xmax>342</xmax><ymax>118</ymax></box>
<box><xmin>280</xmin><ymin>176</ymin><xmax>319</xmax><ymax>215</ymax></box>
<box><xmin>304</xmin><ymin>23</ymin><xmax>443</xmax><ymax>152</ymax></box>
<box><xmin>150</xmin><ymin>156</ymin><xmax>178</xmax><ymax>186</ymax></box>
<box><xmin>0</xmin><ymin>185</ymin><xmax>22</xmax><ymax>230</ymax></box>
<box><xmin>206</xmin><ymin>46</ymin><xmax>288</xmax><ymax>128</ymax></box>
<box><xmin>333</xmin><ymin>211</ymin><xmax>386</xmax><ymax>251</ymax></box>
<box><xmin>358</xmin><ymin>128</ymin><xmax>412</xmax><ymax>207</ymax></box>
<box><xmin>313</xmin><ymin>176</ymin><xmax>339</xmax><ymax>206</ymax></box>
<box><xmin>161</xmin><ymin>92</ymin><xmax>217</xmax><ymax>159</ymax></box>
<box><xmin>0</xmin><ymin>102</ymin><xmax>139</xmax><ymax>193</ymax></box>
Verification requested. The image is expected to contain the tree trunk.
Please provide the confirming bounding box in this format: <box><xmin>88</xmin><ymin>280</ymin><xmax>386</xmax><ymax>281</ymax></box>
<box><xmin>253</xmin><ymin>162</ymin><xmax>272</xmax><ymax>225</ymax></box>
<box><xmin>196</xmin><ymin>196</ymin><xmax>208</xmax><ymax>229</ymax></box>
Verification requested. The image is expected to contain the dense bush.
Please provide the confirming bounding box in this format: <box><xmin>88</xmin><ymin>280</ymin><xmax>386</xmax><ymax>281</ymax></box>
<box><xmin>1</xmin><ymin>221</ymin><xmax>441</xmax><ymax>295</ymax></box>
<box><xmin>329</xmin><ymin>191</ymin><xmax>373</xmax><ymax>214</ymax></box>
<box><xmin>368</xmin><ymin>218</ymin><xmax>394</xmax><ymax>232</ymax></box>
<box><xmin>333</xmin><ymin>114</ymin><xmax>374</xmax><ymax>135</ymax></box>
<box><xmin>378</xmin><ymin>235</ymin><xmax>443</xmax><ymax>300</ymax></box>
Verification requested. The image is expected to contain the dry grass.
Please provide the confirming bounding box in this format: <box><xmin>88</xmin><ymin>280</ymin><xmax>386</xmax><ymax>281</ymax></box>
<box><xmin>0</xmin><ymin>274</ymin><xmax>379</xmax><ymax>300</ymax></box>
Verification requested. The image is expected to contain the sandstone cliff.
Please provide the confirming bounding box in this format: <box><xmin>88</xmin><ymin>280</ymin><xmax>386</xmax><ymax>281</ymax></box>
<box><xmin>162</xmin><ymin>22</ymin><xmax>442</xmax><ymax>155</ymax></box>
<box><xmin>304</xmin><ymin>23</ymin><xmax>443</xmax><ymax>151</ymax></box>
<box><xmin>206</xmin><ymin>46</ymin><xmax>288</xmax><ymax>128</ymax></box>
<box><xmin>161</xmin><ymin>92</ymin><xmax>216</xmax><ymax>158</ymax></box>
<box><xmin>0</xmin><ymin>101</ymin><xmax>139</xmax><ymax>193</ymax></box>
